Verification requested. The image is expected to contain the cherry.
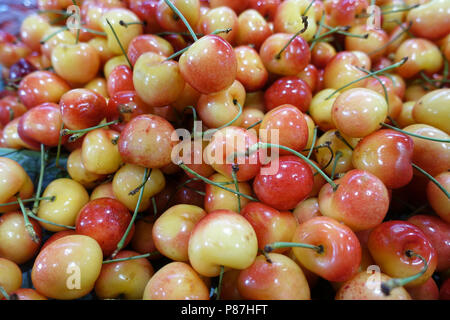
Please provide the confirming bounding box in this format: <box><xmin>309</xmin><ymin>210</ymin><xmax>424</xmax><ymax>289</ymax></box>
<box><xmin>0</xmin><ymin>96</ymin><xmax>27</xmax><ymax>128</ymax></box>
<box><xmin>413</xmin><ymin>89</ymin><xmax>450</xmax><ymax>134</ymax></box>
<box><xmin>293</xmin><ymin>197</ymin><xmax>322</xmax><ymax>224</ymax></box>
<box><xmin>323</xmin><ymin>51</ymin><xmax>366</xmax><ymax>92</ymax></box>
<box><xmin>264</xmin><ymin>76</ymin><xmax>312</xmax><ymax>112</ymax></box>
<box><xmin>209</xmin><ymin>0</ymin><xmax>250</xmax><ymax>14</ymax></box>
<box><xmin>127</xmin><ymin>34</ymin><xmax>174</xmax><ymax>66</ymax></box>
<box><xmin>234</xmin><ymin>46</ymin><xmax>268</xmax><ymax>92</ymax></box>
<box><xmin>157</xmin><ymin>0</ymin><xmax>201</xmax><ymax>33</ymax></box>
<box><xmin>311</xmin><ymin>42</ymin><xmax>336</xmax><ymax>69</ymax></box>
<box><xmin>88</xmin><ymin>37</ymin><xmax>116</xmax><ymax>67</ymax></box>
<box><xmin>273</xmin><ymin>0</ymin><xmax>317</xmax><ymax>42</ymax></box>
<box><xmin>128</xmin><ymin>0</ymin><xmax>162</xmax><ymax>33</ymax></box>
<box><xmin>8</xmin><ymin>58</ymin><xmax>38</xmax><ymax>84</ymax></box>
<box><xmin>345</xmin><ymin>24</ymin><xmax>388</xmax><ymax>60</ymax></box>
<box><xmin>0</xmin><ymin>258</ymin><xmax>22</xmax><ymax>299</ymax></box>
<box><xmin>20</xmin><ymin>14</ymin><xmax>50</xmax><ymax>52</ymax></box>
<box><xmin>248</xmin><ymin>0</ymin><xmax>280</xmax><ymax>20</ymax></box>
<box><xmin>41</xmin><ymin>230</ymin><xmax>77</xmax><ymax>251</ymax></box>
<box><xmin>406</xmin><ymin>277</ymin><xmax>440</xmax><ymax>300</ymax></box>
<box><xmin>85</xmin><ymin>77</ymin><xmax>109</xmax><ymax>98</ymax></box>
<box><xmin>407</xmin><ymin>0</ymin><xmax>450</xmax><ymax>40</ymax></box>
<box><xmin>426</xmin><ymin>172</ymin><xmax>450</xmax><ymax>223</ymax></box>
<box><xmin>236</xmin><ymin>9</ymin><xmax>272</xmax><ymax>49</ymax></box>
<box><xmin>198</xmin><ymin>6</ymin><xmax>238</xmax><ymax>44</ymax></box>
<box><xmin>107</xmin><ymin>65</ymin><xmax>135</xmax><ymax>97</ymax></box>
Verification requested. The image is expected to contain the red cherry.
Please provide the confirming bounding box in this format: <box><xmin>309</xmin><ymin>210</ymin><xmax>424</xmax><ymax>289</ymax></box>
<box><xmin>107</xmin><ymin>65</ymin><xmax>135</xmax><ymax>98</ymax></box>
<box><xmin>264</xmin><ymin>76</ymin><xmax>312</xmax><ymax>112</ymax></box>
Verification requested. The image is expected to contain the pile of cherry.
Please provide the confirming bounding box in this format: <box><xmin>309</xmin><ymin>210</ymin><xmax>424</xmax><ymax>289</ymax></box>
<box><xmin>0</xmin><ymin>0</ymin><xmax>449</xmax><ymax>301</ymax></box>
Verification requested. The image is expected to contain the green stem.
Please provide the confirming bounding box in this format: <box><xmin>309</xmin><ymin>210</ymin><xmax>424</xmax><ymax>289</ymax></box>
<box><xmin>81</xmin><ymin>27</ymin><xmax>107</xmax><ymax>36</ymax></box>
<box><xmin>325</xmin><ymin>57</ymin><xmax>408</xmax><ymax>100</ymax></box>
<box><xmin>27</xmin><ymin>210</ymin><xmax>76</xmax><ymax>230</ymax></box>
<box><xmin>275</xmin><ymin>16</ymin><xmax>308</xmax><ymax>60</ymax></box>
<box><xmin>412</xmin><ymin>163</ymin><xmax>450</xmax><ymax>199</ymax></box>
<box><xmin>202</xmin><ymin>101</ymin><xmax>243</xmax><ymax>138</ymax></box>
<box><xmin>331</xmin><ymin>151</ymin><xmax>342</xmax><ymax>180</ymax></box>
<box><xmin>216</xmin><ymin>265</ymin><xmax>225</xmax><ymax>300</ymax></box>
<box><xmin>17</xmin><ymin>197</ymin><xmax>39</xmax><ymax>243</ymax></box>
<box><xmin>380</xmin><ymin>122</ymin><xmax>450</xmax><ymax>143</ymax></box>
<box><xmin>0</xmin><ymin>196</ymin><xmax>54</xmax><ymax>208</ymax></box>
<box><xmin>319</xmin><ymin>22</ymin><xmax>368</xmax><ymax>38</ymax></box>
<box><xmin>335</xmin><ymin>131</ymin><xmax>354</xmax><ymax>151</ymax></box>
<box><xmin>62</xmin><ymin>120</ymin><xmax>120</xmax><ymax>142</ymax></box>
<box><xmin>55</xmin><ymin>123</ymin><xmax>64</xmax><ymax>169</ymax></box>
<box><xmin>302</xmin><ymin>0</ymin><xmax>316</xmax><ymax>15</ymax></box>
<box><xmin>0</xmin><ymin>286</ymin><xmax>10</xmax><ymax>300</ymax></box>
<box><xmin>104</xmin><ymin>18</ymin><xmax>133</xmax><ymax>69</ymax></box>
<box><xmin>33</xmin><ymin>144</ymin><xmax>46</xmax><ymax>213</ymax></box>
<box><xmin>309</xmin><ymin>13</ymin><xmax>326</xmax><ymax>50</ymax></box>
<box><xmin>368</xmin><ymin>21</ymin><xmax>412</xmax><ymax>56</ymax></box>
<box><xmin>119</xmin><ymin>20</ymin><xmax>146</xmax><ymax>28</ymax></box>
<box><xmin>128</xmin><ymin>169</ymin><xmax>152</xmax><ymax>196</ymax></box>
<box><xmin>264</xmin><ymin>242</ymin><xmax>324</xmax><ymax>254</ymax></box>
<box><xmin>163</xmin><ymin>0</ymin><xmax>198</xmax><ymax>42</ymax></box>
<box><xmin>111</xmin><ymin>168</ymin><xmax>150</xmax><ymax>258</ymax></box>
<box><xmin>102</xmin><ymin>252</ymin><xmax>158</xmax><ymax>264</ymax></box>
<box><xmin>40</xmin><ymin>26</ymin><xmax>69</xmax><ymax>44</ymax></box>
<box><xmin>165</xmin><ymin>45</ymin><xmax>190</xmax><ymax>61</ymax></box>
<box><xmin>381</xmin><ymin>250</ymin><xmax>428</xmax><ymax>296</ymax></box>
<box><xmin>152</xmin><ymin>197</ymin><xmax>158</xmax><ymax>217</ymax></box>
<box><xmin>246</xmin><ymin>119</ymin><xmax>262</xmax><ymax>130</ymax></box>
<box><xmin>231</xmin><ymin>165</ymin><xmax>241</xmax><ymax>212</ymax></box>
<box><xmin>307</xmin><ymin>126</ymin><xmax>318</xmax><ymax>159</ymax></box>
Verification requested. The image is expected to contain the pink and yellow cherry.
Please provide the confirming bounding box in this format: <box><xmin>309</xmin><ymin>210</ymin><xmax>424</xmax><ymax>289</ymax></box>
<box><xmin>81</xmin><ymin>128</ymin><xmax>122</xmax><ymax>175</ymax></box>
<box><xmin>323</xmin><ymin>51</ymin><xmax>366</xmax><ymax>91</ymax></box>
<box><xmin>112</xmin><ymin>163</ymin><xmax>166</xmax><ymax>212</ymax></box>
<box><xmin>118</xmin><ymin>114</ymin><xmax>176</xmax><ymax>168</ymax></box>
<box><xmin>345</xmin><ymin>24</ymin><xmax>389</xmax><ymax>60</ymax></box>
<box><xmin>210</xmin><ymin>0</ymin><xmax>249</xmax><ymax>14</ymax></box>
<box><xmin>324</xmin><ymin>0</ymin><xmax>368</xmax><ymax>27</ymax></box>
<box><xmin>426</xmin><ymin>172</ymin><xmax>450</xmax><ymax>223</ymax></box>
<box><xmin>408</xmin><ymin>214</ymin><xmax>450</xmax><ymax>272</ymax></box>
<box><xmin>0</xmin><ymin>157</ymin><xmax>29</xmax><ymax>204</ymax></box>
<box><xmin>85</xmin><ymin>77</ymin><xmax>109</xmax><ymax>98</ymax></box>
<box><xmin>18</xmin><ymin>71</ymin><xmax>70</xmax><ymax>109</ymax></box>
<box><xmin>41</xmin><ymin>27</ymin><xmax>76</xmax><ymax>59</ymax></box>
<box><xmin>197</xmin><ymin>80</ymin><xmax>245</xmax><ymax>128</ymax></box>
<box><xmin>253</xmin><ymin>155</ymin><xmax>314</xmax><ymax>211</ymax></box>
<box><xmin>198</xmin><ymin>6</ymin><xmax>238</xmax><ymax>44</ymax></box>
<box><xmin>87</xmin><ymin>37</ymin><xmax>115</xmax><ymax>67</ymax></box>
<box><xmin>7</xmin><ymin>288</ymin><xmax>47</xmax><ymax>300</ymax></box>
<box><xmin>248</xmin><ymin>0</ymin><xmax>280</xmax><ymax>20</ymax></box>
<box><xmin>18</xmin><ymin>102</ymin><xmax>65</xmax><ymax>147</ymax></box>
<box><xmin>41</xmin><ymin>230</ymin><xmax>77</xmax><ymax>251</ymax></box>
<box><xmin>403</xmin><ymin>124</ymin><xmax>450</xmax><ymax>177</ymax></box>
<box><xmin>352</xmin><ymin>129</ymin><xmax>414</xmax><ymax>189</ymax></box>
<box><xmin>236</xmin><ymin>9</ymin><xmax>272</xmax><ymax>49</ymax></box>
<box><xmin>157</xmin><ymin>0</ymin><xmax>200</xmax><ymax>32</ymax></box>
<box><xmin>407</xmin><ymin>0</ymin><xmax>450</xmax><ymax>40</ymax></box>
<box><xmin>20</xmin><ymin>14</ymin><xmax>50</xmax><ymax>52</ymax></box>
<box><xmin>143</xmin><ymin>262</ymin><xmax>210</xmax><ymax>300</ymax></box>
<box><xmin>406</xmin><ymin>277</ymin><xmax>440</xmax><ymax>300</ymax></box>
<box><xmin>241</xmin><ymin>107</ymin><xmax>264</xmax><ymax>132</ymax></box>
<box><xmin>0</xmin><ymin>33</ymin><xmax>31</xmax><ymax>68</ymax></box>
<box><xmin>264</xmin><ymin>76</ymin><xmax>312</xmax><ymax>112</ymax></box>
<box><xmin>32</xmin><ymin>235</ymin><xmax>103</xmax><ymax>300</ymax></box>
<box><xmin>234</xmin><ymin>46</ymin><xmax>268</xmax><ymax>92</ymax></box>
<box><xmin>204</xmin><ymin>173</ymin><xmax>253</xmax><ymax>213</ymax></box>
<box><xmin>309</xmin><ymin>89</ymin><xmax>339</xmax><ymax>131</ymax></box>
<box><xmin>179</xmin><ymin>35</ymin><xmax>237</xmax><ymax>94</ymax></box>
<box><xmin>318</xmin><ymin>169</ymin><xmax>390</xmax><ymax>232</ymax></box>
<box><xmin>104</xmin><ymin>55</ymin><xmax>129</xmax><ymax>79</ymax></box>
<box><xmin>133</xmin><ymin>52</ymin><xmax>185</xmax><ymax>108</ymax></box>
<box><xmin>37</xmin><ymin>178</ymin><xmax>90</xmax><ymax>232</ymax></box>
<box><xmin>51</xmin><ymin>42</ymin><xmax>100</xmax><ymax>85</ymax></box>
<box><xmin>395</xmin><ymin>39</ymin><xmax>443</xmax><ymax>79</ymax></box>
<box><xmin>397</xmin><ymin>101</ymin><xmax>416</xmax><ymax>128</ymax></box>
<box><xmin>336</xmin><ymin>271</ymin><xmax>411</xmax><ymax>300</ymax></box>
<box><xmin>413</xmin><ymin>89</ymin><xmax>450</xmax><ymax>134</ymax></box>
<box><xmin>128</xmin><ymin>0</ymin><xmax>161</xmax><ymax>33</ymax></box>
<box><xmin>101</xmin><ymin>8</ymin><xmax>143</xmax><ymax>55</ymax></box>
<box><xmin>1</xmin><ymin>118</ymin><xmax>40</xmax><ymax>150</ymax></box>
<box><xmin>311</xmin><ymin>42</ymin><xmax>336</xmax><ymax>69</ymax></box>
<box><xmin>273</xmin><ymin>0</ymin><xmax>317</xmax><ymax>41</ymax></box>
<box><xmin>331</xmin><ymin>88</ymin><xmax>388</xmax><ymax>138</ymax></box>
<box><xmin>241</xmin><ymin>202</ymin><xmax>297</xmax><ymax>252</ymax></box>
<box><xmin>297</xmin><ymin>64</ymin><xmax>319</xmax><ymax>93</ymax></box>
<box><xmin>293</xmin><ymin>197</ymin><xmax>322</xmax><ymax>224</ymax></box>
<box><xmin>368</xmin><ymin>221</ymin><xmax>438</xmax><ymax>290</ymax></box>
<box><xmin>272</xmin><ymin>216</ymin><xmax>362</xmax><ymax>282</ymax></box>
<box><xmin>171</xmin><ymin>82</ymin><xmax>201</xmax><ymax>114</ymax></box>
<box><xmin>237</xmin><ymin>253</ymin><xmax>310</xmax><ymax>300</ymax></box>
<box><xmin>90</xmin><ymin>182</ymin><xmax>116</xmax><ymax>201</ymax></box>
<box><xmin>0</xmin><ymin>96</ymin><xmax>27</xmax><ymax>128</ymax></box>
<box><xmin>95</xmin><ymin>250</ymin><xmax>154</xmax><ymax>300</ymax></box>
<box><xmin>259</xmin><ymin>104</ymin><xmax>309</xmax><ymax>154</ymax></box>
<box><xmin>59</xmin><ymin>88</ymin><xmax>108</xmax><ymax>131</ymax></box>
<box><xmin>259</xmin><ymin>33</ymin><xmax>310</xmax><ymax>76</ymax></box>
<box><xmin>0</xmin><ymin>211</ymin><xmax>42</xmax><ymax>265</ymax></box>
<box><xmin>204</xmin><ymin>126</ymin><xmax>262</xmax><ymax>181</ymax></box>
<box><xmin>0</xmin><ymin>258</ymin><xmax>22</xmax><ymax>299</ymax></box>
<box><xmin>153</xmin><ymin>204</ymin><xmax>206</xmax><ymax>261</ymax></box>
<box><xmin>188</xmin><ymin>209</ymin><xmax>258</xmax><ymax>277</ymax></box>
<box><xmin>131</xmin><ymin>218</ymin><xmax>159</xmax><ymax>257</ymax></box>
<box><xmin>107</xmin><ymin>65</ymin><xmax>134</xmax><ymax>97</ymax></box>
<box><xmin>127</xmin><ymin>34</ymin><xmax>174</xmax><ymax>66</ymax></box>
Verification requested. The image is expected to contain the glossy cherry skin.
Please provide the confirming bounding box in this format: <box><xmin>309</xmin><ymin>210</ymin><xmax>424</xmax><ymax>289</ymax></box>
<box><xmin>319</xmin><ymin>169</ymin><xmax>389</xmax><ymax>232</ymax></box>
<box><xmin>128</xmin><ymin>0</ymin><xmax>162</xmax><ymax>34</ymax></box>
<box><xmin>234</xmin><ymin>46</ymin><xmax>268</xmax><ymax>92</ymax></box>
<box><xmin>323</xmin><ymin>51</ymin><xmax>366</xmax><ymax>92</ymax></box>
<box><xmin>18</xmin><ymin>71</ymin><xmax>70</xmax><ymax>109</ymax></box>
<box><xmin>426</xmin><ymin>172</ymin><xmax>450</xmax><ymax>223</ymax></box>
<box><xmin>368</xmin><ymin>221</ymin><xmax>438</xmax><ymax>287</ymax></box>
<box><xmin>236</xmin><ymin>9</ymin><xmax>272</xmax><ymax>49</ymax></box>
<box><xmin>241</xmin><ymin>202</ymin><xmax>297</xmax><ymax>252</ymax></box>
<box><xmin>118</xmin><ymin>114</ymin><xmax>176</xmax><ymax>169</ymax></box>
<box><xmin>59</xmin><ymin>89</ymin><xmax>108</xmax><ymax>131</ymax></box>
<box><xmin>41</xmin><ymin>230</ymin><xmax>77</xmax><ymax>251</ymax></box>
<box><xmin>248</xmin><ymin>0</ymin><xmax>280</xmax><ymax>20</ymax></box>
<box><xmin>8</xmin><ymin>58</ymin><xmax>37</xmax><ymax>83</ymax></box>
<box><xmin>352</xmin><ymin>129</ymin><xmax>414</xmax><ymax>189</ymax></box>
<box><xmin>237</xmin><ymin>253</ymin><xmax>310</xmax><ymax>300</ymax></box>
<box><xmin>407</xmin><ymin>0</ymin><xmax>450</xmax><ymax>41</ymax></box>
<box><xmin>406</xmin><ymin>277</ymin><xmax>440</xmax><ymax>300</ymax></box>
<box><xmin>107</xmin><ymin>65</ymin><xmax>135</xmax><ymax>98</ymax></box>
<box><xmin>127</xmin><ymin>34</ymin><xmax>174</xmax><ymax>66</ymax></box>
<box><xmin>292</xmin><ymin>216</ymin><xmax>362</xmax><ymax>283</ymax></box>
<box><xmin>0</xmin><ymin>258</ymin><xmax>22</xmax><ymax>299</ymax></box>
<box><xmin>253</xmin><ymin>155</ymin><xmax>314</xmax><ymax>211</ymax></box>
<box><xmin>75</xmin><ymin>198</ymin><xmax>135</xmax><ymax>257</ymax></box>
<box><xmin>0</xmin><ymin>96</ymin><xmax>27</xmax><ymax>128</ymax></box>
<box><xmin>179</xmin><ymin>35</ymin><xmax>237</xmax><ymax>94</ymax></box>
<box><xmin>264</xmin><ymin>76</ymin><xmax>312</xmax><ymax>112</ymax></box>
<box><xmin>408</xmin><ymin>214</ymin><xmax>450</xmax><ymax>272</ymax></box>
<box><xmin>198</xmin><ymin>6</ymin><xmax>238</xmax><ymax>45</ymax></box>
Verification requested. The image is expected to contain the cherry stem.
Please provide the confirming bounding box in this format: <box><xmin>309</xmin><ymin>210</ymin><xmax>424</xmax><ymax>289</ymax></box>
<box><xmin>231</xmin><ymin>164</ymin><xmax>241</xmax><ymax>212</ymax></box>
<box><xmin>0</xmin><ymin>286</ymin><xmax>10</xmax><ymax>300</ymax></box>
<box><xmin>163</xmin><ymin>0</ymin><xmax>198</xmax><ymax>42</ymax></box>
<box><xmin>119</xmin><ymin>20</ymin><xmax>146</xmax><ymax>28</ymax></box>
<box><xmin>152</xmin><ymin>197</ymin><xmax>157</xmax><ymax>217</ymax></box>
<box><xmin>275</xmin><ymin>16</ymin><xmax>308</xmax><ymax>60</ymax></box>
<box><xmin>302</xmin><ymin>0</ymin><xmax>316</xmax><ymax>15</ymax></box>
<box><xmin>412</xmin><ymin>163</ymin><xmax>450</xmax><ymax>199</ymax></box>
<box><xmin>37</xmin><ymin>9</ymin><xmax>70</xmax><ymax>15</ymax></box>
<box><xmin>165</xmin><ymin>45</ymin><xmax>190</xmax><ymax>61</ymax></box>
<box><xmin>17</xmin><ymin>197</ymin><xmax>39</xmax><ymax>244</ymax></box>
<box><xmin>102</xmin><ymin>252</ymin><xmax>158</xmax><ymax>264</ymax></box>
<box><xmin>319</xmin><ymin>22</ymin><xmax>368</xmax><ymax>39</ymax></box>
<box><xmin>335</xmin><ymin>131</ymin><xmax>354</xmax><ymax>151</ymax></box>
<box><xmin>358</xmin><ymin>4</ymin><xmax>420</xmax><ymax>18</ymax></box>
<box><xmin>183</xmin><ymin>105</ymin><xmax>197</xmax><ymax>134</ymax></box>
<box><xmin>178</xmin><ymin>163</ymin><xmax>258</xmax><ymax>201</ymax></box>
<box><xmin>260</xmin><ymin>249</ymin><xmax>273</xmax><ymax>264</ymax></box>
<box><xmin>309</xmin><ymin>12</ymin><xmax>326</xmax><ymax>50</ymax></box>
<box><xmin>111</xmin><ymin>168</ymin><xmax>150</xmax><ymax>259</ymax></box>
<box><xmin>28</xmin><ymin>211</ymin><xmax>75</xmax><ymax>230</ymax></box>
<box><xmin>380</xmin><ymin>122</ymin><xmax>450</xmax><ymax>143</ymax></box>
<box><xmin>216</xmin><ymin>265</ymin><xmax>225</xmax><ymax>300</ymax></box>
<box><xmin>0</xmin><ymin>196</ymin><xmax>55</xmax><ymax>208</ymax></box>
<box><xmin>264</xmin><ymin>242</ymin><xmax>324</xmax><ymax>254</ymax></box>
<box><xmin>55</xmin><ymin>123</ymin><xmax>64</xmax><ymax>169</ymax></box>
<box><xmin>368</xmin><ymin>21</ymin><xmax>412</xmax><ymax>56</ymax></box>
<box><xmin>381</xmin><ymin>250</ymin><xmax>428</xmax><ymax>296</ymax></box>
<box><xmin>202</xmin><ymin>101</ymin><xmax>243</xmax><ymax>138</ymax></box>
<box><xmin>246</xmin><ymin>119</ymin><xmax>262</xmax><ymax>130</ymax></box>
<box><xmin>33</xmin><ymin>144</ymin><xmax>46</xmax><ymax>213</ymax></box>
<box><xmin>307</xmin><ymin>126</ymin><xmax>318</xmax><ymax>159</ymax></box>
<box><xmin>128</xmin><ymin>169</ymin><xmax>152</xmax><ymax>195</ymax></box>
<box><xmin>325</xmin><ymin>57</ymin><xmax>408</xmax><ymax>100</ymax></box>
<box><xmin>40</xmin><ymin>26</ymin><xmax>69</xmax><ymax>44</ymax></box>
<box><xmin>331</xmin><ymin>151</ymin><xmax>342</xmax><ymax>180</ymax></box>
<box><xmin>80</xmin><ymin>27</ymin><xmax>107</xmax><ymax>37</ymax></box>
<box><xmin>104</xmin><ymin>18</ymin><xmax>133</xmax><ymax>69</ymax></box>
<box><xmin>62</xmin><ymin>120</ymin><xmax>120</xmax><ymax>142</ymax></box>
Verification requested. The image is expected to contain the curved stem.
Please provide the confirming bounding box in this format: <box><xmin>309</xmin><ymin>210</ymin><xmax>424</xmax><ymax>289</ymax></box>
<box><xmin>27</xmin><ymin>210</ymin><xmax>76</xmax><ymax>230</ymax></box>
<box><xmin>412</xmin><ymin>163</ymin><xmax>450</xmax><ymax>199</ymax></box>
<box><xmin>104</xmin><ymin>18</ymin><xmax>133</xmax><ymax>69</ymax></box>
<box><xmin>165</xmin><ymin>45</ymin><xmax>190</xmax><ymax>61</ymax></box>
<box><xmin>331</xmin><ymin>151</ymin><xmax>342</xmax><ymax>180</ymax></box>
<box><xmin>40</xmin><ymin>26</ymin><xmax>69</xmax><ymax>44</ymax></box>
<box><xmin>102</xmin><ymin>252</ymin><xmax>158</xmax><ymax>264</ymax></box>
<box><xmin>275</xmin><ymin>16</ymin><xmax>308</xmax><ymax>60</ymax></box>
<box><xmin>264</xmin><ymin>242</ymin><xmax>324</xmax><ymax>254</ymax></box>
<box><xmin>111</xmin><ymin>168</ymin><xmax>150</xmax><ymax>259</ymax></box>
<box><xmin>128</xmin><ymin>169</ymin><xmax>152</xmax><ymax>196</ymax></box>
<box><xmin>380</xmin><ymin>122</ymin><xmax>450</xmax><ymax>143</ymax></box>
<box><xmin>335</xmin><ymin>131</ymin><xmax>354</xmax><ymax>151</ymax></box>
<box><xmin>307</xmin><ymin>126</ymin><xmax>318</xmax><ymax>159</ymax></box>
<box><xmin>62</xmin><ymin>120</ymin><xmax>120</xmax><ymax>142</ymax></box>
<box><xmin>163</xmin><ymin>0</ymin><xmax>198</xmax><ymax>42</ymax></box>
<box><xmin>17</xmin><ymin>197</ymin><xmax>39</xmax><ymax>243</ymax></box>
<box><xmin>0</xmin><ymin>196</ymin><xmax>55</xmax><ymax>208</ymax></box>
<box><xmin>202</xmin><ymin>101</ymin><xmax>243</xmax><ymax>138</ymax></box>
<box><xmin>55</xmin><ymin>123</ymin><xmax>64</xmax><ymax>169</ymax></box>
<box><xmin>178</xmin><ymin>163</ymin><xmax>258</xmax><ymax>201</ymax></box>
<box><xmin>381</xmin><ymin>250</ymin><xmax>428</xmax><ymax>296</ymax></box>
<box><xmin>0</xmin><ymin>286</ymin><xmax>10</xmax><ymax>300</ymax></box>
<box><xmin>231</xmin><ymin>165</ymin><xmax>241</xmax><ymax>212</ymax></box>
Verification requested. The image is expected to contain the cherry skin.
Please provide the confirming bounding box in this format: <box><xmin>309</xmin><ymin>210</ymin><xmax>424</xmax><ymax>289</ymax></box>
<box><xmin>41</xmin><ymin>230</ymin><xmax>77</xmax><ymax>251</ymax></box>
<box><xmin>237</xmin><ymin>253</ymin><xmax>311</xmax><ymax>300</ymax></box>
<box><xmin>264</xmin><ymin>76</ymin><xmax>312</xmax><ymax>112</ymax></box>
<box><xmin>128</xmin><ymin>0</ymin><xmax>161</xmax><ymax>34</ymax></box>
<box><xmin>179</xmin><ymin>35</ymin><xmax>237</xmax><ymax>94</ymax></box>
<box><xmin>236</xmin><ymin>9</ymin><xmax>272</xmax><ymax>49</ymax></box>
<box><xmin>59</xmin><ymin>88</ymin><xmax>108</xmax><ymax>131</ymax></box>
<box><xmin>0</xmin><ymin>258</ymin><xmax>22</xmax><ymax>299</ymax></box>
<box><xmin>406</xmin><ymin>277</ymin><xmax>440</xmax><ymax>300</ymax></box>
<box><xmin>367</xmin><ymin>221</ymin><xmax>438</xmax><ymax>287</ymax></box>
<box><xmin>293</xmin><ymin>197</ymin><xmax>322</xmax><ymax>224</ymax></box>
<box><xmin>234</xmin><ymin>46</ymin><xmax>268</xmax><ymax>92</ymax></box>
<box><xmin>248</xmin><ymin>0</ymin><xmax>280</xmax><ymax>20</ymax></box>
<box><xmin>7</xmin><ymin>288</ymin><xmax>47</xmax><ymax>300</ymax></box>
<box><xmin>198</xmin><ymin>6</ymin><xmax>239</xmax><ymax>45</ymax></box>
<box><xmin>118</xmin><ymin>114</ymin><xmax>176</xmax><ymax>169</ymax></box>
<box><xmin>311</xmin><ymin>42</ymin><xmax>336</xmax><ymax>69</ymax></box>
<box><xmin>107</xmin><ymin>65</ymin><xmax>135</xmax><ymax>98</ymax></box>
<box><xmin>241</xmin><ymin>202</ymin><xmax>297</xmax><ymax>252</ymax></box>
<box><xmin>352</xmin><ymin>129</ymin><xmax>414</xmax><ymax>189</ymax></box>
<box><xmin>131</xmin><ymin>218</ymin><xmax>159</xmax><ymax>257</ymax></box>
<box><xmin>413</xmin><ymin>89</ymin><xmax>450</xmax><ymax>134</ymax></box>
<box><xmin>127</xmin><ymin>34</ymin><xmax>174</xmax><ymax>66</ymax></box>
<box><xmin>253</xmin><ymin>155</ymin><xmax>314</xmax><ymax>211</ymax></box>
<box><xmin>291</xmin><ymin>216</ymin><xmax>362</xmax><ymax>282</ymax></box>
<box><xmin>426</xmin><ymin>172</ymin><xmax>450</xmax><ymax>223</ymax></box>
<box><xmin>0</xmin><ymin>96</ymin><xmax>27</xmax><ymax>129</ymax></box>
<box><xmin>323</xmin><ymin>51</ymin><xmax>366</xmax><ymax>92</ymax></box>
<box><xmin>407</xmin><ymin>0</ymin><xmax>450</xmax><ymax>41</ymax></box>
<box><xmin>273</xmin><ymin>0</ymin><xmax>317</xmax><ymax>41</ymax></box>
<box><xmin>156</xmin><ymin>0</ymin><xmax>200</xmax><ymax>32</ymax></box>
<box><xmin>8</xmin><ymin>58</ymin><xmax>37</xmax><ymax>83</ymax></box>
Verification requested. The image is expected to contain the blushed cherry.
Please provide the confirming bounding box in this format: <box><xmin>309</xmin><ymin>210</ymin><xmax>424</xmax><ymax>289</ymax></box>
<box><xmin>235</xmin><ymin>46</ymin><xmax>268</xmax><ymax>92</ymax></box>
<box><xmin>293</xmin><ymin>197</ymin><xmax>322</xmax><ymax>224</ymax></box>
<box><xmin>0</xmin><ymin>34</ymin><xmax>31</xmax><ymax>68</ymax></box>
<box><xmin>128</xmin><ymin>0</ymin><xmax>162</xmax><ymax>33</ymax></box>
<box><xmin>406</xmin><ymin>277</ymin><xmax>440</xmax><ymax>300</ymax></box>
<box><xmin>209</xmin><ymin>0</ymin><xmax>249</xmax><ymax>14</ymax></box>
<box><xmin>131</xmin><ymin>218</ymin><xmax>159</xmax><ymax>257</ymax></box>
<box><xmin>397</xmin><ymin>101</ymin><xmax>416</xmax><ymax>128</ymax></box>
<box><xmin>236</xmin><ymin>9</ymin><xmax>272</xmax><ymax>49</ymax></box>
<box><xmin>127</xmin><ymin>34</ymin><xmax>174</xmax><ymax>66</ymax></box>
<box><xmin>90</xmin><ymin>182</ymin><xmax>116</xmax><ymax>201</ymax></box>
<box><xmin>88</xmin><ymin>37</ymin><xmax>116</xmax><ymax>67</ymax></box>
<box><xmin>0</xmin><ymin>258</ymin><xmax>22</xmax><ymax>299</ymax></box>
<box><xmin>67</xmin><ymin>148</ymin><xmax>106</xmax><ymax>189</ymax></box>
<box><xmin>41</xmin><ymin>230</ymin><xmax>77</xmax><ymax>251</ymax></box>
<box><xmin>273</xmin><ymin>0</ymin><xmax>317</xmax><ymax>41</ymax></box>
<box><xmin>85</xmin><ymin>77</ymin><xmax>109</xmax><ymax>98</ymax></box>
<box><xmin>1</xmin><ymin>118</ymin><xmax>40</xmax><ymax>150</ymax></box>
<box><xmin>104</xmin><ymin>55</ymin><xmax>129</xmax><ymax>79</ymax></box>
<box><xmin>311</xmin><ymin>42</ymin><xmax>336</xmax><ymax>69</ymax></box>
<box><xmin>171</xmin><ymin>82</ymin><xmax>201</xmax><ymax>114</ymax></box>
<box><xmin>345</xmin><ymin>24</ymin><xmax>388</xmax><ymax>60</ymax></box>
<box><xmin>0</xmin><ymin>157</ymin><xmax>29</xmax><ymax>204</ymax></box>
<box><xmin>107</xmin><ymin>65</ymin><xmax>134</xmax><ymax>97</ymax></box>
<box><xmin>407</xmin><ymin>0</ymin><xmax>450</xmax><ymax>40</ymax></box>
<box><xmin>426</xmin><ymin>172</ymin><xmax>450</xmax><ymax>223</ymax></box>
<box><xmin>309</xmin><ymin>89</ymin><xmax>339</xmax><ymax>131</ymax></box>
<box><xmin>413</xmin><ymin>89</ymin><xmax>450</xmax><ymax>134</ymax></box>
<box><xmin>297</xmin><ymin>64</ymin><xmax>319</xmax><ymax>93</ymax></box>
<box><xmin>198</xmin><ymin>6</ymin><xmax>238</xmax><ymax>44</ymax></box>
<box><xmin>40</xmin><ymin>27</ymin><xmax>76</xmax><ymax>59</ymax></box>
<box><xmin>240</xmin><ymin>107</ymin><xmax>264</xmax><ymax>132</ymax></box>
<box><xmin>20</xmin><ymin>14</ymin><xmax>50</xmax><ymax>52</ymax></box>
<box><xmin>264</xmin><ymin>76</ymin><xmax>312</xmax><ymax>112</ymax></box>
<box><xmin>323</xmin><ymin>51</ymin><xmax>366</xmax><ymax>92</ymax></box>
<box><xmin>157</xmin><ymin>0</ymin><xmax>201</xmax><ymax>32</ymax></box>
<box><xmin>0</xmin><ymin>96</ymin><xmax>27</xmax><ymax>128</ymax></box>
<box><xmin>248</xmin><ymin>0</ymin><xmax>280</xmax><ymax>20</ymax></box>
